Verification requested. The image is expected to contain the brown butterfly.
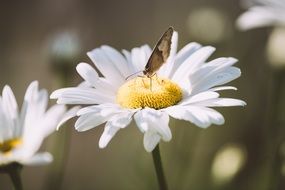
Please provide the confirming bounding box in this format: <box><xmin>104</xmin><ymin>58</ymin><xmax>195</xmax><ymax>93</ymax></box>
<box><xmin>143</xmin><ymin>26</ymin><xmax>174</xmax><ymax>78</ymax></box>
<box><xmin>126</xmin><ymin>27</ymin><xmax>174</xmax><ymax>80</ymax></box>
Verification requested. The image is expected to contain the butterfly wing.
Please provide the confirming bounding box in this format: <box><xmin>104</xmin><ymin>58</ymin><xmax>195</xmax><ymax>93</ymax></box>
<box><xmin>143</xmin><ymin>27</ymin><xmax>174</xmax><ymax>77</ymax></box>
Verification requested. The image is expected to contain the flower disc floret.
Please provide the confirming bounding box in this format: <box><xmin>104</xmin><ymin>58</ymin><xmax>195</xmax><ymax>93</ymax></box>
<box><xmin>117</xmin><ymin>76</ymin><xmax>182</xmax><ymax>109</ymax></box>
<box><xmin>0</xmin><ymin>138</ymin><xmax>22</xmax><ymax>154</ymax></box>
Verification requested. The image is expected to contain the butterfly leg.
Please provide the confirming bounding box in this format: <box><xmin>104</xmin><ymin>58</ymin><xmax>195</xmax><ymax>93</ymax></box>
<box><xmin>150</xmin><ymin>77</ymin><xmax>152</xmax><ymax>91</ymax></box>
<box><xmin>149</xmin><ymin>73</ymin><xmax>158</xmax><ymax>91</ymax></box>
<box><xmin>153</xmin><ymin>73</ymin><xmax>161</xmax><ymax>84</ymax></box>
<box><xmin>137</xmin><ymin>75</ymin><xmax>148</xmax><ymax>88</ymax></box>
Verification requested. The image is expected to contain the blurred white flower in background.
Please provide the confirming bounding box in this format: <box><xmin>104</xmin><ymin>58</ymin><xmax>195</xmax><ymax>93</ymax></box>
<box><xmin>237</xmin><ymin>0</ymin><xmax>285</xmax><ymax>68</ymax></box>
<box><xmin>0</xmin><ymin>81</ymin><xmax>75</xmax><ymax>166</ymax></box>
<box><xmin>266</xmin><ymin>27</ymin><xmax>285</xmax><ymax>67</ymax></box>
<box><xmin>237</xmin><ymin>0</ymin><xmax>285</xmax><ymax>30</ymax></box>
<box><xmin>48</xmin><ymin>31</ymin><xmax>81</xmax><ymax>61</ymax></box>
<box><xmin>51</xmin><ymin>30</ymin><xmax>246</xmax><ymax>152</ymax></box>
<box><xmin>44</xmin><ymin>31</ymin><xmax>82</xmax><ymax>75</ymax></box>
<box><xmin>211</xmin><ymin>143</ymin><xmax>247</xmax><ymax>185</ymax></box>
<box><xmin>186</xmin><ymin>7</ymin><xmax>232</xmax><ymax>44</ymax></box>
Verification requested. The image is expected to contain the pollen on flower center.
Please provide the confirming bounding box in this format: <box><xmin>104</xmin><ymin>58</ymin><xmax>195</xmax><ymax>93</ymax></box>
<box><xmin>0</xmin><ymin>138</ymin><xmax>22</xmax><ymax>154</ymax></box>
<box><xmin>117</xmin><ymin>76</ymin><xmax>182</xmax><ymax>109</ymax></box>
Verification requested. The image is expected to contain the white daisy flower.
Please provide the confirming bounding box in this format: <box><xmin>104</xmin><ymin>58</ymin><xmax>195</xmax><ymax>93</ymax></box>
<box><xmin>51</xmin><ymin>31</ymin><xmax>246</xmax><ymax>152</ymax></box>
<box><xmin>237</xmin><ymin>0</ymin><xmax>285</xmax><ymax>30</ymax></box>
<box><xmin>0</xmin><ymin>81</ymin><xmax>77</xmax><ymax>166</ymax></box>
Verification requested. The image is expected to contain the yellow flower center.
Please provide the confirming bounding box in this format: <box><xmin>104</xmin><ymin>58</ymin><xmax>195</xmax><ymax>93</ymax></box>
<box><xmin>0</xmin><ymin>138</ymin><xmax>22</xmax><ymax>154</ymax></box>
<box><xmin>117</xmin><ymin>76</ymin><xmax>182</xmax><ymax>109</ymax></box>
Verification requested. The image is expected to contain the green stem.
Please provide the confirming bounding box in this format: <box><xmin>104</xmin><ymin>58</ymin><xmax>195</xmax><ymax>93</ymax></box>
<box><xmin>45</xmin><ymin>128</ymin><xmax>70</xmax><ymax>190</ymax></box>
<box><xmin>267</xmin><ymin>70</ymin><xmax>285</xmax><ymax>189</ymax></box>
<box><xmin>152</xmin><ymin>145</ymin><xmax>168</xmax><ymax>190</ymax></box>
<box><xmin>9</xmin><ymin>167</ymin><xmax>23</xmax><ymax>190</ymax></box>
<box><xmin>0</xmin><ymin>163</ymin><xmax>23</xmax><ymax>190</ymax></box>
<box><xmin>45</xmin><ymin>72</ymin><xmax>71</xmax><ymax>190</ymax></box>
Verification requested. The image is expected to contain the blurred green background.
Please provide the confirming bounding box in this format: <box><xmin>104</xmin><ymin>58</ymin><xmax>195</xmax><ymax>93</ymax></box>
<box><xmin>1</xmin><ymin>0</ymin><xmax>285</xmax><ymax>189</ymax></box>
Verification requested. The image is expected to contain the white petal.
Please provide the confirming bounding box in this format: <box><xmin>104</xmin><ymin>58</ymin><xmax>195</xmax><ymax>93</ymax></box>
<box><xmin>143</xmin><ymin>131</ymin><xmax>161</xmax><ymax>152</ymax></box>
<box><xmin>164</xmin><ymin>105</ymin><xmax>200</xmax><ymax>125</ymax></box>
<box><xmin>172</xmin><ymin>46</ymin><xmax>216</xmax><ymax>84</ymax></box>
<box><xmin>41</xmin><ymin>105</ymin><xmax>66</xmax><ymax>137</ymax></box>
<box><xmin>134</xmin><ymin>108</ymin><xmax>172</xmax><ymax>142</ymax></box>
<box><xmin>2</xmin><ymin>85</ymin><xmax>18</xmax><ymax>119</ymax></box>
<box><xmin>76</xmin><ymin>62</ymin><xmax>99</xmax><ymax>86</ymax></box>
<box><xmin>21</xmin><ymin>152</ymin><xmax>53</xmax><ymax>166</ymax></box>
<box><xmin>20</xmin><ymin>80</ymin><xmax>46</xmax><ymax>128</ymax></box>
<box><xmin>76</xmin><ymin>103</ymin><xmax>121</xmax><ymax>115</ymax></box>
<box><xmin>131</xmin><ymin>45</ymin><xmax>152</xmax><ymax>72</ymax></box>
<box><xmin>165</xmin><ymin>105</ymin><xmax>225</xmax><ymax>128</ymax></box>
<box><xmin>50</xmin><ymin>87</ymin><xmax>115</xmax><ymax>104</ymax></box>
<box><xmin>141</xmin><ymin>44</ymin><xmax>152</xmax><ymax>55</ymax></box>
<box><xmin>122</xmin><ymin>49</ymin><xmax>136</xmax><ymax>73</ymax></box>
<box><xmin>0</xmin><ymin>100</ymin><xmax>12</xmax><ymax>141</ymax></box>
<box><xmin>1</xmin><ymin>85</ymin><xmax>19</xmax><ymax>138</ymax></box>
<box><xmin>22</xmin><ymin>98</ymin><xmax>58</xmax><ymax>144</ymax></box>
<box><xmin>75</xmin><ymin>106</ymin><xmax>122</xmax><ymax>131</ymax></box>
<box><xmin>78</xmin><ymin>78</ymin><xmax>118</xmax><ymax>95</ymax></box>
<box><xmin>75</xmin><ymin>113</ymin><xmax>111</xmax><ymax>131</ymax></box>
<box><xmin>2</xmin><ymin>85</ymin><xmax>18</xmax><ymax>123</ymax></box>
<box><xmin>179</xmin><ymin>91</ymin><xmax>220</xmax><ymax>105</ymax></box>
<box><xmin>93</xmin><ymin>78</ymin><xmax>118</xmax><ymax>95</ymax></box>
<box><xmin>191</xmin><ymin>67</ymin><xmax>241</xmax><ymax>94</ymax></box>
<box><xmin>209</xmin><ymin>86</ymin><xmax>237</xmax><ymax>91</ymax></box>
<box><xmin>101</xmin><ymin>45</ymin><xmax>131</xmax><ymax>78</ymax></box>
<box><xmin>35</xmin><ymin>89</ymin><xmax>49</xmax><ymax>117</ymax></box>
<box><xmin>87</xmin><ymin>48</ymin><xmax>125</xmax><ymax>86</ymax></box>
<box><xmin>193</xmin><ymin>98</ymin><xmax>247</xmax><ymax>107</ymax></box>
<box><xmin>169</xmin><ymin>42</ymin><xmax>202</xmax><ymax>77</ymax></box>
<box><xmin>187</xmin><ymin>106</ymin><xmax>225</xmax><ymax>127</ymax></box>
<box><xmin>99</xmin><ymin>125</ymin><xmax>120</xmax><ymax>148</ymax></box>
<box><xmin>105</xmin><ymin>111</ymin><xmax>134</xmax><ymax>129</ymax></box>
<box><xmin>56</xmin><ymin>106</ymin><xmax>81</xmax><ymax>130</ymax></box>
<box><xmin>20</xmin><ymin>132</ymin><xmax>46</xmax><ymax>158</ymax></box>
<box><xmin>23</xmin><ymin>81</ymin><xmax>39</xmax><ymax>102</ymax></box>
<box><xmin>78</xmin><ymin>81</ymin><xmax>91</xmax><ymax>88</ymax></box>
<box><xmin>189</xmin><ymin>58</ymin><xmax>238</xmax><ymax>90</ymax></box>
<box><xmin>76</xmin><ymin>63</ymin><xmax>117</xmax><ymax>94</ymax></box>
<box><xmin>98</xmin><ymin>111</ymin><xmax>134</xmax><ymax>148</ymax></box>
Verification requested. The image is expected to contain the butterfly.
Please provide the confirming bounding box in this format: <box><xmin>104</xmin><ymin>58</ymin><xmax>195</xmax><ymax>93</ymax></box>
<box><xmin>143</xmin><ymin>26</ymin><xmax>174</xmax><ymax>78</ymax></box>
<box><xmin>126</xmin><ymin>27</ymin><xmax>174</xmax><ymax>80</ymax></box>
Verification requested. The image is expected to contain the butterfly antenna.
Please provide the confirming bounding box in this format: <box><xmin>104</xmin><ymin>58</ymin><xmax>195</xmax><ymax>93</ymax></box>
<box><xmin>150</xmin><ymin>77</ymin><xmax>152</xmax><ymax>91</ymax></box>
<box><xmin>125</xmin><ymin>71</ymin><xmax>143</xmax><ymax>80</ymax></box>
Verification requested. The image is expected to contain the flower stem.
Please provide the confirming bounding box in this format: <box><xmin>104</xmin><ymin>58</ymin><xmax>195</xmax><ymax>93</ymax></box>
<box><xmin>45</xmin><ymin>72</ymin><xmax>71</xmax><ymax>190</ymax></box>
<box><xmin>9</xmin><ymin>167</ymin><xmax>23</xmax><ymax>190</ymax></box>
<box><xmin>0</xmin><ymin>163</ymin><xmax>23</xmax><ymax>190</ymax></box>
<box><xmin>152</xmin><ymin>145</ymin><xmax>168</xmax><ymax>190</ymax></box>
